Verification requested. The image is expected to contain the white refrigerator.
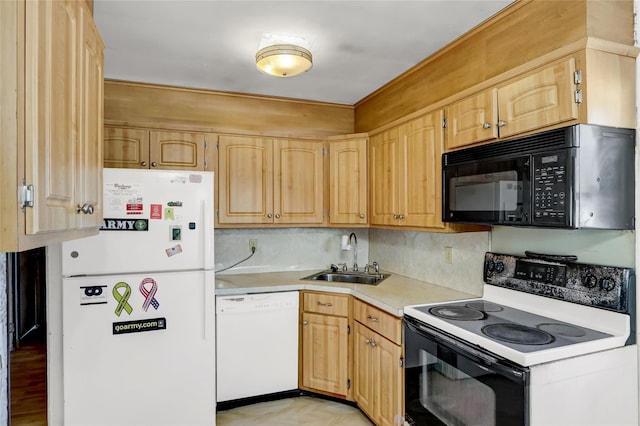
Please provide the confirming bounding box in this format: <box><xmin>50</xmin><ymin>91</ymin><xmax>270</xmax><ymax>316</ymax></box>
<box><xmin>61</xmin><ymin>168</ymin><xmax>215</xmax><ymax>426</ymax></box>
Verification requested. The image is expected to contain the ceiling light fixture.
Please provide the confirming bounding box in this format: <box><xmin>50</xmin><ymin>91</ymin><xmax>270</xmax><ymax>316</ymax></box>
<box><xmin>256</xmin><ymin>44</ymin><xmax>313</xmax><ymax>77</ymax></box>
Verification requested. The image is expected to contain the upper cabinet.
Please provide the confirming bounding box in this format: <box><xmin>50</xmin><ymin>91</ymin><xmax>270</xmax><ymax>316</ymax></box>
<box><xmin>370</xmin><ymin>110</ymin><xmax>444</xmax><ymax>229</ymax></box>
<box><xmin>104</xmin><ymin>127</ymin><xmax>214</xmax><ymax>171</ymax></box>
<box><xmin>446</xmin><ymin>58</ymin><xmax>579</xmax><ymax>150</ymax></box>
<box><xmin>328</xmin><ymin>135</ymin><xmax>368</xmax><ymax>226</ymax></box>
<box><xmin>0</xmin><ymin>0</ymin><xmax>104</xmax><ymax>251</ymax></box>
<box><xmin>217</xmin><ymin>135</ymin><xmax>325</xmax><ymax>226</ymax></box>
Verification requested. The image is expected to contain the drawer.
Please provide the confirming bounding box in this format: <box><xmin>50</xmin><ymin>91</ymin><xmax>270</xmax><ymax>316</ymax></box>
<box><xmin>303</xmin><ymin>292</ymin><xmax>349</xmax><ymax>317</ymax></box>
<box><xmin>354</xmin><ymin>298</ymin><xmax>401</xmax><ymax>345</ymax></box>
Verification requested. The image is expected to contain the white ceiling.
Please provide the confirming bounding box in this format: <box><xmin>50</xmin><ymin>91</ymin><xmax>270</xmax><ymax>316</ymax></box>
<box><xmin>94</xmin><ymin>0</ymin><xmax>513</xmax><ymax>105</ymax></box>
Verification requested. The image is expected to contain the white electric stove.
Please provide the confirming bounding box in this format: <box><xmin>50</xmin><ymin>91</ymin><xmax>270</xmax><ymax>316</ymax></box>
<box><xmin>403</xmin><ymin>252</ymin><xmax>638</xmax><ymax>426</ymax></box>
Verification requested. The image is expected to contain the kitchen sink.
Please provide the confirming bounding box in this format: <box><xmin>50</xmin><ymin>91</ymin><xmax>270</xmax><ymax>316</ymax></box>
<box><xmin>301</xmin><ymin>270</ymin><xmax>390</xmax><ymax>285</ymax></box>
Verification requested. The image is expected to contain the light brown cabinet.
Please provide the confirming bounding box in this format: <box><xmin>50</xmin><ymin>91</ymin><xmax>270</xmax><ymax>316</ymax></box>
<box><xmin>104</xmin><ymin>127</ymin><xmax>214</xmax><ymax>171</ymax></box>
<box><xmin>446</xmin><ymin>57</ymin><xmax>579</xmax><ymax>150</ymax></box>
<box><xmin>217</xmin><ymin>135</ymin><xmax>325</xmax><ymax>226</ymax></box>
<box><xmin>353</xmin><ymin>300</ymin><xmax>403</xmax><ymax>426</ymax></box>
<box><xmin>370</xmin><ymin>110</ymin><xmax>444</xmax><ymax>229</ymax></box>
<box><xmin>0</xmin><ymin>0</ymin><xmax>104</xmax><ymax>251</ymax></box>
<box><xmin>328</xmin><ymin>134</ymin><xmax>368</xmax><ymax>226</ymax></box>
<box><xmin>300</xmin><ymin>292</ymin><xmax>350</xmax><ymax>397</ymax></box>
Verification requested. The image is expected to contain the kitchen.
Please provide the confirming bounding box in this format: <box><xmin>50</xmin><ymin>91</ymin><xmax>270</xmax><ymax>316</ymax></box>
<box><xmin>1</xmin><ymin>0</ymin><xmax>639</xmax><ymax>425</ymax></box>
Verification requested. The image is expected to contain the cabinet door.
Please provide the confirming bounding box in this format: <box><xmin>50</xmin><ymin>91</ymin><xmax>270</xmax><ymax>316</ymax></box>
<box><xmin>273</xmin><ymin>139</ymin><xmax>324</xmax><ymax>224</ymax></box>
<box><xmin>301</xmin><ymin>312</ymin><xmax>349</xmax><ymax>396</ymax></box>
<box><xmin>353</xmin><ymin>322</ymin><xmax>375</xmax><ymax>420</ymax></box>
<box><xmin>497</xmin><ymin>58</ymin><xmax>578</xmax><ymax>139</ymax></box>
<box><xmin>76</xmin><ymin>3</ymin><xmax>104</xmax><ymax>229</ymax></box>
<box><xmin>398</xmin><ymin>111</ymin><xmax>445</xmax><ymax>228</ymax></box>
<box><xmin>104</xmin><ymin>127</ymin><xmax>150</xmax><ymax>169</ymax></box>
<box><xmin>217</xmin><ymin>135</ymin><xmax>273</xmax><ymax>224</ymax></box>
<box><xmin>24</xmin><ymin>0</ymin><xmax>79</xmax><ymax>234</ymax></box>
<box><xmin>149</xmin><ymin>130</ymin><xmax>209</xmax><ymax>171</ymax></box>
<box><xmin>369</xmin><ymin>128</ymin><xmax>400</xmax><ymax>226</ymax></box>
<box><xmin>374</xmin><ymin>336</ymin><xmax>403</xmax><ymax>426</ymax></box>
<box><xmin>329</xmin><ymin>137</ymin><xmax>368</xmax><ymax>225</ymax></box>
<box><xmin>446</xmin><ymin>88</ymin><xmax>498</xmax><ymax>150</ymax></box>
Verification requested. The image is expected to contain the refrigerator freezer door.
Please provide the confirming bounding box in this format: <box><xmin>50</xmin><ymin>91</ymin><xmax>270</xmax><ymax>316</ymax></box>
<box><xmin>62</xmin><ymin>169</ymin><xmax>214</xmax><ymax>276</ymax></box>
<box><xmin>62</xmin><ymin>270</ymin><xmax>215</xmax><ymax>425</ymax></box>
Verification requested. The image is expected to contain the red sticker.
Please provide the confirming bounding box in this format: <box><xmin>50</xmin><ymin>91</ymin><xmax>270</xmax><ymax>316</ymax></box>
<box><xmin>150</xmin><ymin>204</ymin><xmax>162</xmax><ymax>219</ymax></box>
<box><xmin>126</xmin><ymin>203</ymin><xmax>143</xmax><ymax>212</ymax></box>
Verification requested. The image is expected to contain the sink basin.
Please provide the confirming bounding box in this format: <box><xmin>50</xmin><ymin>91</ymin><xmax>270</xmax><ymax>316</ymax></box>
<box><xmin>301</xmin><ymin>270</ymin><xmax>390</xmax><ymax>285</ymax></box>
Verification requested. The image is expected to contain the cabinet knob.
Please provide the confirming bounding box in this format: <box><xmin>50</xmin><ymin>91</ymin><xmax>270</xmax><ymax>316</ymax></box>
<box><xmin>498</xmin><ymin>120</ymin><xmax>507</xmax><ymax>127</ymax></box>
<box><xmin>398</xmin><ymin>214</ymin><xmax>405</xmax><ymax>220</ymax></box>
<box><xmin>370</xmin><ymin>341</ymin><xmax>377</xmax><ymax>348</ymax></box>
<box><xmin>365</xmin><ymin>338</ymin><xmax>371</xmax><ymax>345</ymax></box>
<box><xmin>393</xmin><ymin>214</ymin><xmax>398</xmax><ymax>219</ymax></box>
<box><xmin>303</xmin><ymin>320</ymin><xmax>308</xmax><ymax>326</ymax></box>
<box><xmin>151</xmin><ymin>162</ymin><xmax>158</xmax><ymax>167</ymax></box>
<box><xmin>483</xmin><ymin>122</ymin><xmax>491</xmax><ymax>129</ymax></box>
<box><xmin>141</xmin><ymin>161</ymin><xmax>147</xmax><ymax>166</ymax></box>
<box><xmin>359</xmin><ymin>214</ymin><xmax>365</xmax><ymax>219</ymax></box>
<box><xmin>76</xmin><ymin>203</ymin><xmax>94</xmax><ymax>215</ymax></box>
<box><xmin>275</xmin><ymin>214</ymin><xmax>281</xmax><ymax>219</ymax></box>
<box><xmin>267</xmin><ymin>213</ymin><xmax>273</xmax><ymax>219</ymax></box>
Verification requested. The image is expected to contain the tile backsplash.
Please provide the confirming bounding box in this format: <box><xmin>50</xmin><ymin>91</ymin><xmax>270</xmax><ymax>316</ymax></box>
<box><xmin>215</xmin><ymin>227</ymin><xmax>490</xmax><ymax>296</ymax></box>
<box><xmin>214</xmin><ymin>228</ymin><xmax>369</xmax><ymax>274</ymax></box>
<box><xmin>368</xmin><ymin>229</ymin><xmax>490</xmax><ymax>296</ymax></box>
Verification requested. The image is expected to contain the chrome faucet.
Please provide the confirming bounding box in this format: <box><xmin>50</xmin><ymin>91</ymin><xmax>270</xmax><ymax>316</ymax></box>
<box><xmin>348</xmin><ymin>232</ymin><xmax>358</xmax><ymax>271</ymax></box>
<box><xmin>364</xmin><ymin>261</ymin><xmax>380</xmax><ymax>275</ymax></box>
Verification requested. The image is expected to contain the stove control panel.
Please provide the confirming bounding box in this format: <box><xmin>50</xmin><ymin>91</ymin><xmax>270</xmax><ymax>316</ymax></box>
<box><xmin>484</xmin><ymin>252</ymin><xmax>634</xmax><ymax>313</ymax></box>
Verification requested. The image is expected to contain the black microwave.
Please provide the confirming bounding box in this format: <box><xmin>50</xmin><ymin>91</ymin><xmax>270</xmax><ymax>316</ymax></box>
<box><xmin>442</xmin><ymin>124</ymin><xmax>635</xmax><ymax>229</ymax></box>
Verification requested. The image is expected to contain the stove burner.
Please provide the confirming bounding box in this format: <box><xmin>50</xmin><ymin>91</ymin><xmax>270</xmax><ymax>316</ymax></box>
<box><xmin>538</xmin><ymin>323</ymin><xmax>586</xmax><ymax>338</ymax></box>
<box><xmin>429</xmin><ymin>306</ymin><xmax>485</xmax><ymax>321</ymax></box>
<box><xmin>482</xmin><ymin>323</ymin><xmax>555</xmax><ymax>345</ymax></box>
<box><xmin>465</xmin><ymin>301</ymin><xmax>504</xmax><ymax>313</ymax></box>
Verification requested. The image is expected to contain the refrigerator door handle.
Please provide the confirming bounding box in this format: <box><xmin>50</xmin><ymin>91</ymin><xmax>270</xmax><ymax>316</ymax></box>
<box><xmin>203</xmin><ymin>198</ymin><xmax>214</xmax><ymax>270</ymax></box>
<box><xmin>204</xmin><ymin>270</ymin><xmax>214</xmax><ymax>340</ymax></box>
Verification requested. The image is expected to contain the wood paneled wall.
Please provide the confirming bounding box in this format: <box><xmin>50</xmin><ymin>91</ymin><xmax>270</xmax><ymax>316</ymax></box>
<box><xmin>354</xmin><ymin>0</ymin><xmax>634</xmax><ymax>132</ymax></box>
<box><xmin>104</xmin><ymin>80</ymin><xmax>354</xmax><ymax>137</ymax></box>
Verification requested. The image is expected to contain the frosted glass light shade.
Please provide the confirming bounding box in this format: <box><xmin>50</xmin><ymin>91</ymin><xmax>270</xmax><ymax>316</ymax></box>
<box><xmin>256</xmin><ymin>44</ymin><xmax>312</xmax><ymax>77</ymax></box>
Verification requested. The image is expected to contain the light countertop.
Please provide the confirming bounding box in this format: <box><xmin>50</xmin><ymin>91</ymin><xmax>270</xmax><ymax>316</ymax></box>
<box><xmin>215</xmin><ymin>270</ymin><xmax>477</xmax><ymax>317</ymax></box>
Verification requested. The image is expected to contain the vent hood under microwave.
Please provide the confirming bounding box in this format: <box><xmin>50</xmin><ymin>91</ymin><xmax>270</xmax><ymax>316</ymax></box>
<box><xmin>442</xmin><ymin>124</ymin><xmax>635</xmax><ymax>230</ymax></box>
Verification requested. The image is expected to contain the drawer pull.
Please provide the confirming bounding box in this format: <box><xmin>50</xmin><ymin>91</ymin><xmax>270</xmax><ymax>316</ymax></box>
<box><xmin>367</xmin><ymin>314</ymin><xmax>379</xmax><ymax>323</ymax></box>
<box><xmin>317</xmin><ymin>301</ymin><xmax>333</xmax><ymax>307</ymax></box>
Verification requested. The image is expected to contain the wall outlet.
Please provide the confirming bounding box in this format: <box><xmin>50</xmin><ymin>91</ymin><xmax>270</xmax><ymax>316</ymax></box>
<box><xmin>444</xmin><ymin>246</ymin><xmax>453</xmax><ymax>264</ymax></box>
<box><xmin>249</xmin><ymin>239</ymin><xmax>258</xmax><ymax>253</ymax></box>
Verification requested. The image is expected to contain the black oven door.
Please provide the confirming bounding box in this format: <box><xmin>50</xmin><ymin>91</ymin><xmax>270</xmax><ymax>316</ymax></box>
<box><xmin>443</xmin><ymin>155</ymin><xmax>531</xmax><ymax>225</ymax></box>
<box><xmin>404</xmin><ymin>316</ymin><xmax>529</xmax><ymax>426</ymax></box>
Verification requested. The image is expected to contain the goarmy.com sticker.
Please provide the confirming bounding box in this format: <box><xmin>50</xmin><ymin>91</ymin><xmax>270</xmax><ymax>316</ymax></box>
<box><xmin>100</xmin><ymin>218</ymin><xmax>148</xmax><ymax>231</ymax></box>
<box><xmin>113</xmin><ymin>317</ymin><xmax>167</xmax><ymax>335</ymax></box>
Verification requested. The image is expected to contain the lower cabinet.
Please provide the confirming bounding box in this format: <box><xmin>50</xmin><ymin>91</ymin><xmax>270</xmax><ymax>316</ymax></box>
<box><xmin>353</xmin><ymin>300</ymin><xmax>404</xmax><ymax>426</ymax></box>
<box><xmin>299</xmin><ymin>292</ymin><xmax>404</xmax><ymax>425</ymax></box>
<box><xmin>300</xmin><ymin>292</ymin><xmax>350</xmax><ymax>397</ymax></box>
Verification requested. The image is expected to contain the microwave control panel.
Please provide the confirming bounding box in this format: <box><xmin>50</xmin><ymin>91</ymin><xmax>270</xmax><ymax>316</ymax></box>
<box><xmin>532</xmin><ymin>150</ymin><xmax>569</xmax><ymax>225</ymax></box>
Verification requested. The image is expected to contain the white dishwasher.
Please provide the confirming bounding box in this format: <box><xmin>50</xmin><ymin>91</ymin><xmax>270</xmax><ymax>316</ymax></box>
<box><xmin>215</xmin><ymin>291</ymin><xmax>299</xmax><ymax>402</ymax></box>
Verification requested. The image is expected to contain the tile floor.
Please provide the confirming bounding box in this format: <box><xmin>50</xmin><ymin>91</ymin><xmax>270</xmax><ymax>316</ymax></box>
<box><xmin>216</xmin><ymin>396</ymin><xmax>374</xmax><ymax>426</ymax></box>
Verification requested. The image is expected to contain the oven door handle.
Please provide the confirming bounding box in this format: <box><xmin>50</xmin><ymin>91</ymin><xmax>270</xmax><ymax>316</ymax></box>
<box><xmin>405</xmin><ymin>318</ymin><xmax>528</xmax><ymax>382</ymax></box>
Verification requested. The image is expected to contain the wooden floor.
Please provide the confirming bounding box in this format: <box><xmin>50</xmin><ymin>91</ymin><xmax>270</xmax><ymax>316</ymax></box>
<box><xmin>10</xmin><ymin>336</ymin><xmax>47</xmax><ymax>426</ymax></box>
